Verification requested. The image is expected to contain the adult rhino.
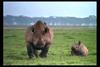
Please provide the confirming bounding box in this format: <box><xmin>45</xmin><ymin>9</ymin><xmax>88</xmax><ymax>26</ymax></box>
<box><xmin>25</xmin><ymin>20</ymin><xmax>53</xmax><ymax>58</ymax></box>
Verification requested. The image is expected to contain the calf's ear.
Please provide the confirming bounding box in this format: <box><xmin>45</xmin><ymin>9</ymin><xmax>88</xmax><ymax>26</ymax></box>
<box><xmin>78</xmin><ymin>41</ymin><xmax>81</xmax><ymax>45</ymax></box>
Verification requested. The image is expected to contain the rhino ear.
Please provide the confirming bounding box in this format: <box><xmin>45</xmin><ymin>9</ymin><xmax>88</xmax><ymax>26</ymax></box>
<box><xmin>44</xmin><ymin>22</ymin><xmax>47</xmax><ymax>25</ymax></box>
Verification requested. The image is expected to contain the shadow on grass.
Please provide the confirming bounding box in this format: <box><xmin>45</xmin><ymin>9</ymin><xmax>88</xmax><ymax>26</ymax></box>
<box><xmin>4</xmin><ymin>35</ymin><xmax>16</xmax><ymax>38</ymax></box>
<box><xmin>63</xmin><ymin>35</ymin><xmax>75</xmax><ymax>39</ymax></box>
<box><xmin>66</xmin><ymin>52</ymin><xmax>96</xmax><ymax>57</ymax></box>
<box><xmin>89</xmin><ymin>52</ymin><xmax>96</xmax><ymax>55</ymax></box>
<box><xmin>6</xmin><ymin>55</ymin><xmax>26</xmax><ymax>60</ymax></box>
<box><xmin>5</xmin><ymin>52</ymin><xmax>29</xmax><ymax>60</ymax></box>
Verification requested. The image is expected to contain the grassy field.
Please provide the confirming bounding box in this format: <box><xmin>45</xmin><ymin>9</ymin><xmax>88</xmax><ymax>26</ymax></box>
<box><xmin>3</xmin><ymin>27</ymin><xmax>96</xmax><ymax>65</ymax></box>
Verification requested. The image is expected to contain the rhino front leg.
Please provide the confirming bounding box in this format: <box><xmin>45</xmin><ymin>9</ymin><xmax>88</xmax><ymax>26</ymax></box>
<box><xmin>26</xmin><ymin>43</ymin><xmax>35</xmax><ymax>59</ymax></box>
<box><xmin>39</xmin><ymin>45</ymin><xmax>49</xmax><ymax>58</ymax></box>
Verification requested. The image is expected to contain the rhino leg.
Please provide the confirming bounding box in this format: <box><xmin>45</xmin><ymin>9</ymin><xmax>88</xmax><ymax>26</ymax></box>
<box><xmin>39</xmin><ymin>44</ymin><xmax>49</xmax><ymax>58</ymax></box>
<box><xmin>26</xmin><ymin>43</ymin><xmax>35</xmax><ymax>59</ymax></box>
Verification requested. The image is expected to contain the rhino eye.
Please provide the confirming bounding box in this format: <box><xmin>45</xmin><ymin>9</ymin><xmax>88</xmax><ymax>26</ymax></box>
<box><xmin>44</xmin><ymin>27</ymin><xmax>49</xmax><ymax>33</ymax></box>
<box><xmin>32</xmin><ymin>28</ymin><xmax>34</xmax><ymax>32</ymax></box>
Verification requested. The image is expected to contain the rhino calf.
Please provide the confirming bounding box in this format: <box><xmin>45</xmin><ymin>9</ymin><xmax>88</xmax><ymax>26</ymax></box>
<box><xmin>71</xmin><ymin>41</ymin><xmax>88</xmax><ymax>56</ymax></box>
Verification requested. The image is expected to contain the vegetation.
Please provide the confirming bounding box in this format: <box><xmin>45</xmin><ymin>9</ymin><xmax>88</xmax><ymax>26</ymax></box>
<box><xmin>3</xmin><ymin>27</ymin><xmax>96</xmax><ymax>65</ymax></box>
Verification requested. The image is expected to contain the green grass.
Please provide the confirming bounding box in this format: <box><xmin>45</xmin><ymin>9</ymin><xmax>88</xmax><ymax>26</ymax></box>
<box><xmin>3</xmin><ymin>27</ymin><xmax>96</xmax><ymax>65</ymax></box>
